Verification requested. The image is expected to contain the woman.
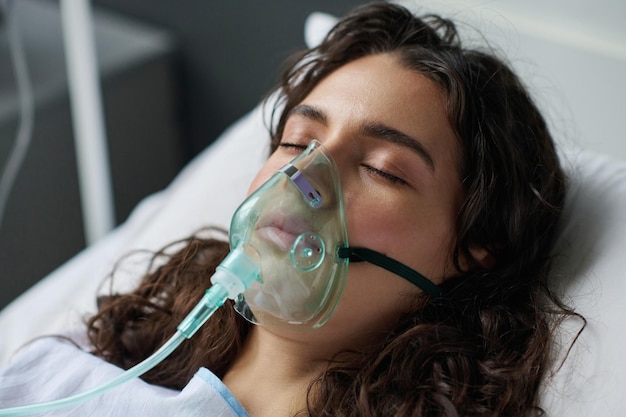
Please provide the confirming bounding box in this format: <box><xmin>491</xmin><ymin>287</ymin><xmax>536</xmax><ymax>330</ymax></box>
<box><xmin>0</xmin><ymin>3</ymin><xmax>577</xmax><ymax>416</ymax></box>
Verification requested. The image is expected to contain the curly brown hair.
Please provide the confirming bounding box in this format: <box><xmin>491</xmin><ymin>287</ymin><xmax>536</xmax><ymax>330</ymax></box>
<box><xmin>87</xmin><ymin>3</ymin><xmax>580</xmax><ymax>416</ymax></box>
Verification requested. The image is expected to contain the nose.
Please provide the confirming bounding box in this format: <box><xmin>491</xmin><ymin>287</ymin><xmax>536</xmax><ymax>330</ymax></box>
<box><xmin>318</xmin><ymin>136</ymin><xmax>348</xmax><ymax>163</ymax></box>
<box><xmin>315</xmin><ymin>138</ymin><xmax>355</xmax><ymax>209</ymax></box>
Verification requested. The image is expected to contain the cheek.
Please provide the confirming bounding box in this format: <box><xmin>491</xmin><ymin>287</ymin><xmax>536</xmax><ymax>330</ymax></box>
<box><xmin>345</xmin><ymin>197</ymin><xmax>457</xmax><ymax>281</ymax></box>
<box><xmin>343</xmin><ymin>195</ymin><xmax>413</xmax><ymax>250</ymax></box>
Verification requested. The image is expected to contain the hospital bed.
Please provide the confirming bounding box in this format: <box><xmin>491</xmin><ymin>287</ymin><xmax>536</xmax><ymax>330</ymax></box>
<box><xmin>1</xmin><ymin>5</ymin><xmax>625</xmax><ymax>416</ymax></box>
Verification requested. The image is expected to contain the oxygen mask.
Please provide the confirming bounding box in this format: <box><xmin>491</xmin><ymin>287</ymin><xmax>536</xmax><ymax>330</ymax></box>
<box><xmin>229</xmin><ymin>140</ymin><xmax>348</xmax><ymax>330</ymax></box>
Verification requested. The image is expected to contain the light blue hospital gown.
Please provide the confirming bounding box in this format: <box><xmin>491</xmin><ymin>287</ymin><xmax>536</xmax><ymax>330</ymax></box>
<box><xmin>0</xmin><ymin>336</ymin><xmax>250</xmax><ymax>416</ymax></box>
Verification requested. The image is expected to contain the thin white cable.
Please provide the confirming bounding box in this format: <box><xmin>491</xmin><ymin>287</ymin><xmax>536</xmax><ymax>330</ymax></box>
<box><xmin>60</xmin><ymin>0</ymin><xmax>115</xmax><ymax>244</ymax></box>
<box><xmin>0</xmin><ymin>1</ymin><xmax>34</xmax><ymax>234</ymax></box>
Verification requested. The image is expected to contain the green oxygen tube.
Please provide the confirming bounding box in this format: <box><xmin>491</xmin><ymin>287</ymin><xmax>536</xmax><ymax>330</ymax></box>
<box><xmin>0</xmin><ymin>245</ymin><xmax>261</xmax><ymax>417</ymax></box>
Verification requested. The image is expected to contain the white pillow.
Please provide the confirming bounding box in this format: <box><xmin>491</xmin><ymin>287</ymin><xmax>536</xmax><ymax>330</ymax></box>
<box><xmin>540</xmin><ymin>149</ymin><xmax>626</xmax><ymax>416</ymax></box>
<box><xmin>304</xmin><ymin>11</ymin><xmax>337</xmax><ymax>49</ymax></box>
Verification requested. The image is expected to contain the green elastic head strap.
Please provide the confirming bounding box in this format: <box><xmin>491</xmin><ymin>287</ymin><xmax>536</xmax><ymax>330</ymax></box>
<box><xmin>337</xmin><ymin>247</ymin><xmax>443</xmax><ymax>298</ymax></box>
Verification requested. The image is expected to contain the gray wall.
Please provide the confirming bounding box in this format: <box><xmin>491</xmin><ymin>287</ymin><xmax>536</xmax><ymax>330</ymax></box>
<box><xmin>0</xmin><ymin>1</ymin><xmax>184</xmax><ymax>309</ymax></box>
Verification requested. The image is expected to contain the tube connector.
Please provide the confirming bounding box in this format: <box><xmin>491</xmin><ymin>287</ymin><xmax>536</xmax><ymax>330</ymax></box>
<box><xmin>177</xmin><ymin>245</ymin><xmax>261</xmax><ymax>338</ymax></box>
<box><xmin>212</xmin><ymin>244</ymin><xmax>261</xmax><ymax>297</ymax></box>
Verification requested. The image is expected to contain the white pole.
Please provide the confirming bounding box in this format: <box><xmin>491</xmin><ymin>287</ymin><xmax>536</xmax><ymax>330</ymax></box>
<box><xmin>60</xmin><ymin>0</ymin><xmax>115</xmax><ymax>244</ymax></box>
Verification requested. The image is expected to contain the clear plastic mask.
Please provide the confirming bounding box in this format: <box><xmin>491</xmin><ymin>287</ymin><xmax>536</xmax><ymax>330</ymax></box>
<box><xmin>230</xmin><ymin>140</ymin><xmax>349</xmax><ymax>330</ymax></box>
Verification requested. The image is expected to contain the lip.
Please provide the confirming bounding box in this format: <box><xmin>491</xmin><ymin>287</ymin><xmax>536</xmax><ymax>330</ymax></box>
<box><xmin>255</xmin><ymin>216</ymin><xmax>312</xmax><ymax>251</ymax></box>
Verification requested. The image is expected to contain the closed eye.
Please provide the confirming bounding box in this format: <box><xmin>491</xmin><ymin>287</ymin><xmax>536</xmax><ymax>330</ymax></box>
<box><xmin>361</xmin><ymin>164</ymin><xmax>408</xmax><ymax>186</ymax></box>
<box><xmin>278</xmin><ymin>142</ymin><xmax>307</xmax><ymax>151</ymax></box>
<box><xmin>278</xmin><ymin>142</ymin><xmax>308</xmax><ymax>152</ymax></box>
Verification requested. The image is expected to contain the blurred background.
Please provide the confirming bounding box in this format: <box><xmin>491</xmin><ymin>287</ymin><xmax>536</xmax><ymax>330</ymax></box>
<box><xmin>0</xmin><ymin>0</ymin><xmax>624</xmax><ymax>310</ymax></box>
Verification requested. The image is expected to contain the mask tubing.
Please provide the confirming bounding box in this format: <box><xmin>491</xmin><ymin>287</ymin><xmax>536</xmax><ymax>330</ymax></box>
<box><xmin>0</xmin><ymin>246</ymin><xmax>261</xmax><ymax>416</ymax></box>
<box><xmin>177</xmin><ymin>284</ymin><xmax>229</xmax><ymax>338</ymax></box>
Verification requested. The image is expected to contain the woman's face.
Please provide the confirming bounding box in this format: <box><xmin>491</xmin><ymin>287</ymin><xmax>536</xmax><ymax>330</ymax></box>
<box><xmin>248</xmin><ymin>53</ymin><xmax>463</xmax><ymax>349</ymax></box>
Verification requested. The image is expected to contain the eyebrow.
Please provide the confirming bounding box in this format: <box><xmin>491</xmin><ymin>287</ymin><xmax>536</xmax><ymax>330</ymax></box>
<box><xmin>289</xmin><ymin>104</ymin><xmax>328</xmax><ymax>124</ymax></box>
<box><xmin>361</xmin><ymin>122</ymin><xmax>435</xmax><ymax>172</ymax></box>
<box><xmin>288</xmin><ymin>104</ymin><xmax>436</xmax><ymax>172</ymax></box>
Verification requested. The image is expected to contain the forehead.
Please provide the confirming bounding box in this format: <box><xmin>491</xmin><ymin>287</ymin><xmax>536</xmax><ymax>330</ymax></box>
<box><xmin>298</xmin><ymin>54</ymin><xmax>461</xmax><ymax>177</ymax></box>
